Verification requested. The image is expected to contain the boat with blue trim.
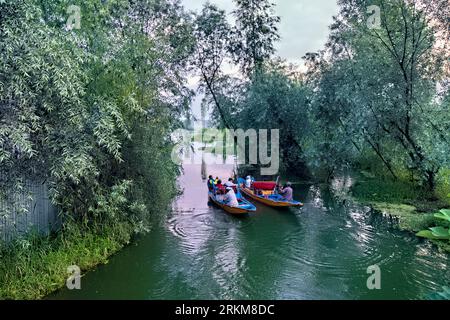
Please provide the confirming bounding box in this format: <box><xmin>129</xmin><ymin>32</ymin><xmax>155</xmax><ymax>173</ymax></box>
<box><xmin>208</xmin><ymin>188</ymin><xmax>257</xmax><ymax>215</ymax></box>
<box><xmin>239</xmin><ymin>179</ymin><xmax>303</xmax><ymax>208</ymax></box>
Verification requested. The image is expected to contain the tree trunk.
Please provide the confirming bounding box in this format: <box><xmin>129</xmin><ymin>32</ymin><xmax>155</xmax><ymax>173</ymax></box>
<box><xmin>203</xmin><ymin>74</ymin><xmax>234</xmax><ymax>130</ymax></box>
<box><xmin>425</xmin><ymin>169</ymin><xmax>436</xmax><ymax>191</ymax></box>
<box><xmin>366</xmin><ymin>138</ymin><xmax>398</xmax><ymax>180</ymax></box>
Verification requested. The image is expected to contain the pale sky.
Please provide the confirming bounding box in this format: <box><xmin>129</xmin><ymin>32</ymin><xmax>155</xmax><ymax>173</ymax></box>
<box><xmin>182</xmin><ymin>0</ymin><xmax>340</xmax><ymax>119</ymax></box>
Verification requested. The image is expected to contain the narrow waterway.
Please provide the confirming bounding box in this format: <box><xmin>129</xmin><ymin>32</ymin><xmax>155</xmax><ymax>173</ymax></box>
<box><xmin>51</xmin><ymin>164</ymin><xmax>449</xmax><ymax>300</ymax></box>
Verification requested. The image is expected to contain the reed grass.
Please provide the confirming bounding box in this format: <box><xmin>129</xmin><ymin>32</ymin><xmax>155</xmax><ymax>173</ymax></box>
<box><xmin>0</xmin><ymin>221</ymin><xmax>133</xmax><ymax>300</ymax></box>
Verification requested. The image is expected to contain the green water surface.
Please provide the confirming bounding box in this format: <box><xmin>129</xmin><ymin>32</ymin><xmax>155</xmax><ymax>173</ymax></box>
<box><xmin>50</xmin><ymin>164</ymin><xmax>449</xmax><ymax>300</ymax></box>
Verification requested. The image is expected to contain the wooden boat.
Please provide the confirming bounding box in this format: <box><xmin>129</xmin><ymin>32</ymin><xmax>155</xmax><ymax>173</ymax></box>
<box><xmin>240</xmin><ymin>180</ymin><xmax>304</xmax><ymax>208</ymax></box>
<box><xmin>208</xmin><ymin>191</ymin><xmax>257</xmax><ymax>215</ymax></box>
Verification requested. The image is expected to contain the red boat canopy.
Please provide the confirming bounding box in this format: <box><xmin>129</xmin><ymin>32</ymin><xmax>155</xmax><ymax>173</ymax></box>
<box><xmin>252</xmin><ymin>181</ymin><xmax>277</xmax><ymax>190</ymax></box>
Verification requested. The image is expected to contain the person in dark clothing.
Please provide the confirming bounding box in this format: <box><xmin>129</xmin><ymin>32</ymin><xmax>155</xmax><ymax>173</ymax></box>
<box><xmin>207</xmin><ymin>175</ymin><xmax>215</xmax><ymax>191</ymax></box>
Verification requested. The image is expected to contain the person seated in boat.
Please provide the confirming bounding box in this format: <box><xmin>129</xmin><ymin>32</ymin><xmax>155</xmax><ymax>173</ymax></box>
<box><xmin>215</xmin><ymin>180</ymin><xmax>225</xmax><ymax>193</ymax></box>
<box><xmin>279</xmin><ymin>182</ymin><xmax>293</xmax><ymax>201</ymax></box>
<box><xmin>224</xmin><ymin>178</ymin><xmax>236</xmax><ymax>188</ymax></box>
<box><xmin>245</xmin><ymin>176</ymin><xmax>252</xmax><ymax>189</ymax></box>
<box><xmin>214</xmin><ymin>180</ymin><xmax>225</xmax><ymax>201</ymax></box>
<box><xmin>224</xmin><ymin>187</ymin><xmax>239</xmax><ymax>207</ymax></box>
<box><xmin>214</xmin><ymin>176</ymin><xmax>219</xmax><ymax>184</ymax></box>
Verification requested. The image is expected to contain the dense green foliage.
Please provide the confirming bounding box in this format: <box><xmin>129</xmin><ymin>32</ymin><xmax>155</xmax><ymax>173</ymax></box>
<box><xmin>214</xmin><ymin>61</ymin><xmax>313</xmax><ymax>177</ymax></box>
<box><xmin>0</xmin><ymin>0</ymin><xmax>449</xmax><ymax>299</ymax></box>
<box><xmin>309</xmin><ymin>0</ymin><xmax>450</xmax><ymax>190</ymax></box>
<box><xmin>197</xmin><ymin>0</ymin><xmax>449</xmax><ymax>197</ymax></box>
<box><xmin>0</xmin><ymin>0</ymin><xmax>193</xmax><ymax>230</ymax></box>
<box><xmin>0</xmin><ymin>0</ymin><xmax>194</xmax><ymax>299</ymax></box>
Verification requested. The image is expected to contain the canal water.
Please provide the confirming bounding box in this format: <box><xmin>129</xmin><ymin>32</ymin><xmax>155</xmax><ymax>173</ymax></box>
<box><xmin>51</xmin><ymin>163</ymin><xmax>449</xmax><ymax>300</ymax></box>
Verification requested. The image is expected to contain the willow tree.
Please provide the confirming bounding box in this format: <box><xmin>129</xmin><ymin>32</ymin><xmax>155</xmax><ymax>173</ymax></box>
<box><xmin>231</xmin><ymin>0</ymin><xmax>281</xmax><ymax>77</ymax></box>
<box><xmin>224</xmin><ymin>60</ymin><xmax>312</xmax><ymax>177</ymax></box>
<box><xmin>311</xmin><ymin>0</ymin><xmax>449</xmax><ymax>190</ymax></box>
<box><xmin>193</xmin><ymin>3</ymin><xmax>234</xmax><ymax>129</ymax></box>
<box><xmin>1</xmin><ymin>0</ymin><xmax>195</xmax><ymax>228</ymax></box>
<box><xmin>0</xmin><ymin>0</ymin><xmax>91</xmax><ymax>187</ymax></box>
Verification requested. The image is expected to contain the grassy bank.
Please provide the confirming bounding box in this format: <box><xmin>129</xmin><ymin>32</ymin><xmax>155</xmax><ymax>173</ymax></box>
<box><xmin>351</xmin><ymin>171</ymin><xmax>450</xmax><ymax>253</ymax></box>
<box><xmin>0</xmin><ymin>221</ymin><xmax>134</xmax><ymax>300</ymax></box>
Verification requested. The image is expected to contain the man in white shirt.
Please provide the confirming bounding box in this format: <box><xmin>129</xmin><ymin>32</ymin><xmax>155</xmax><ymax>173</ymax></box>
<box><xmin>224</xmin><ymin>187</ymin><xmax>239</xmax><ymax>207</ymax></box>
<box><xmin>224</xmin><ymin>178</ymin><xmax>236</xmax><ymax>188</ymax></box>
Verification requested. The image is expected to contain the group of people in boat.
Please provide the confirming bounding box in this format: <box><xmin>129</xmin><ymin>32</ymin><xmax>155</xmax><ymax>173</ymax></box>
<box><xmin>207</xmin><ymin>175</ymin><xmax>239</xmax><ymax>207</ymax></box>
<box><xmin>244</xmin><ymin>176</ymin><xmax>294</xmax><ymax>201</ymax></box>
<box><xmin>208</xmin><ymin>174</ymin><xmax>295</xmax><ymax>207</ymax></box>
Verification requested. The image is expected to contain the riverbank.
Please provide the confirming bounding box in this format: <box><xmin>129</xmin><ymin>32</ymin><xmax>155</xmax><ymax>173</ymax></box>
<box><xmin>0</xmin><ymin>221</ymin><xmax>134</xmax><ymax>300</ymax></box>
<box><xmin>350</xmin><ymin>172</ymin><xmax>450</xmax><ymax>253</ymax></box>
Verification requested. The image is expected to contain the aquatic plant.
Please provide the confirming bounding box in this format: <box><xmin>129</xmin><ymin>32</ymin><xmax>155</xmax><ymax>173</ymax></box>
<box><xmin>434</xmin><ymin>209</ymin><xmax>450</xmax><ymax>222</ymax></box>
<box><xmin>417</xmin><ymin>209</ymin><xmax>450</xmax><ymax>241</ymax></box>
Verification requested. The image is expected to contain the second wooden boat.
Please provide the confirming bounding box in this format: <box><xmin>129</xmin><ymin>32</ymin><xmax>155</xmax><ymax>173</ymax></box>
<box><xmin>240</xmin><ymin>181</ymin><xmax>304</xmax><ymax>208</ymax></box>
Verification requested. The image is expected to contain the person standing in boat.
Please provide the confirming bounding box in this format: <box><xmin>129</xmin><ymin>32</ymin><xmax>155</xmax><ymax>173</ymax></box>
<box><xmin>207</xmin><ymin>175</ymin><xmax>215</xmax><ymax>191</ymax></box>
<box><xmin>279</xmin><ymin>182</ymin><xmax>293</xmax><ymax>201</ymax></box>
<box><xmin>224</xmin><ymin>187</ymin><xmax>239</xmax><ymax>207</ymax></box>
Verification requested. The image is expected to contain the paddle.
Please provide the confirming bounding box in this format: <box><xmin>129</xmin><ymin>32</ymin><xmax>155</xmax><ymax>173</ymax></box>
<box><xmin>273</xmin><ymin>176</ymin><xmax>280</xmax><ymax>194</ymax></box>
<box><xmin>233</xmin><ymin>159</ymin><xmax>243</xmax><ymax>199</ymax></box>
